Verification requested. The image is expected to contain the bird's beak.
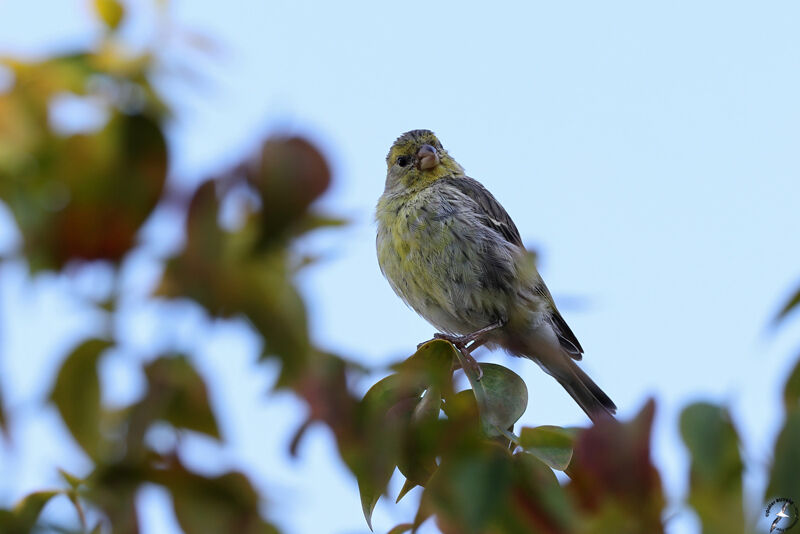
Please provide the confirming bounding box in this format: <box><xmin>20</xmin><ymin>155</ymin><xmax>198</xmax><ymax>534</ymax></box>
<box><xmin>416</xmin><ymin>144</ymin><xmax>440</xmax><ymax>170</ymax></box>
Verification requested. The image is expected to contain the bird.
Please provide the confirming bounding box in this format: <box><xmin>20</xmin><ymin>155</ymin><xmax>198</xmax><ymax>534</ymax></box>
<box><xmin>375</xmin><ymin>129</ymin><xmax>616</xmax><ymax>422</ymax></box>
<box><xmin>770</xmin><ymin>501</ymin><xmax>791</xmax><ymax>533</ymax></box>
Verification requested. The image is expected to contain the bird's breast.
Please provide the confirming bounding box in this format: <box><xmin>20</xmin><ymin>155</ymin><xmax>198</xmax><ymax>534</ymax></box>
<box><xmin>376</xmin><ymin>190</ymin><xmax>520</xmax><ymax>334</ymax></box>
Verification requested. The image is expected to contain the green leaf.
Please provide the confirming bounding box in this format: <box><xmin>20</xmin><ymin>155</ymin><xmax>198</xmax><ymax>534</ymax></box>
<box><xmin>359</xmin><ymin>474</ymin><xmax>385</xmax><ymax>532</ymax></box>
<box><xmin>766</xmin><ymin>409</ymin><xmax>800</xmax><ymax>506</ymax></box>
<box><xmin>157</xmin><ymin>180</ymin><xmax>313</xmax><ymax>386</ymax></box>
<box><xmin>15</xmin><ymin>490</ymin><xmax>61</xmax><ymax>523</ymax></box>
<box><xmin>143</xmin><ymin>356</ymin><xmax>220</xmax><ymax>439</ymax></box>
<box><xmin>680</xmin><ymin>403</ymin><xmax>743</xmax><ymax>479</ymax></box>
<box><xmin>473</xmin><ymin>363</ymin><xmax>528</xmax><ymax>436</ymax></box>
<box><xmin>413</xmin><ymin>488</ymin><xmax>434</xmax><ymax>531</ymax></box>
<box><xmin>396</xmin><ymin>478</ymin><xmax>417</xmax><ymax>503</ymax></box>
<box><xmin>154</xmin><ymin>460</ymin><xmax>278</xmax><ymax>534</ymax></box>
<box><xmin>93</xmin><ymin>0</ymin><xmax>125</xmax><ymax>30</ymax></box>
<box><xmin>449</xmin><ymin>352</ymin><xmax>526</xmax><ymax>438</ymax></box>
<box><xmin>567</xmin><ymin>399</ymin><xmax>664</xmax><ymax>533</ymax></box>
<box><xmin>424</xmin><ymin>443</ymin><xmax>514</xmax><ymax>534</ymax></box>
<box><xmin>396</xmin><ymin>387</ymin><xmax>441</xmax><ymax>487</ymax></box>
<box><xmin>519</xmin><ymin>425</ymin><xmax>575</xmax><ymax>471</ymax></box>
<box><xmin>386</xmin><ymin>523</ymin><xmax>414</xmax><ymax>534</ymax></box>
<box><xmin>2</xmin><ymin>108</ymin><xmax>167</xmax><ymax>271</ymax></box>
<box><xmin>50</xmin><ymin>339</ymin><xmax>111</xmax><ymax>459</ymax></box>
<box><xmin>395</xmin><ymin>340</ymin><xmax>457</xmax><ymax>396</ymax></box>
<box><xmin>775</xmin><ymin>285</ymin><xmax>800</xmax><ymax>324</ymax></box>
<box><xmin>54</xmin><ymin>113</ymin><xmax>166</xmax><ymax>267</ymax></box>
<box><xmin>58</xmin><ymin>468</ymin><xmax>85</xmax><ymax>490</ymax></box>
<box><xmin>359</xmin><ymin>342</ymin><xmax>454</xmax><ymax>513</ymax></box>
<box><xmin>254</xmin><ymin>137</ymin><xmax>331</xmax><ymax>246</ymax></box>
<box><xmin>680</xmin><ymin>402</ymin><xmax>744</xmax><ymax>534</ymax></box>
<box><xmin>296</xmin><ymin>353</ymin><xmax>357</xmax><ymax>440</ymax></box>
<box><xmin>84</xmin><ymin>459</ymin><xmax>145</xmax><ymax>529</ymax></box>
<box><xmin>412</xmin><ymin>387</ymin><xmax>441</xmax><ymax>425</ymax></box>
<box><xmin>361</xmin><ymin>374</ymin><xmax>423</xmax><ymax>420</ymax></box>
<box><xmin>184</xmin><ymin>180</ymin><xmax>224</xmax><ymax>264</ymax></box>
<box><xmin>0</xmin><ymin>490</ymin><xmax>61</xmax><ymax>533</ymax></box>
<box><xmin>357</xmin><ymin>396</ymin><xmax>418</xmax><ymax>531</ymax></box>
<box><xmin>783</xmin><ymin>357</ymin><xmax>800</xmax><ymax>412</ymax></box>
<box><xmin>290</xmin><ymin>213</ymin><xmax>348</xmax><ymax>238</ymax></box>
<box><xmin>65</xmin><ymin>491</ymin><xmax>87</xmax><ymax>532</ymax></box>
<box><xmin>509</xmin><ymin>451</ymin><xmax>574</xmax><ymax>531</ymax></box>
<box><xmin>173</xmin><ymin>473</ymin><xmax>277</xmax><ymax>534</ymax></box>
<box><xmin>441</xmin><ymin>389</ymin><xmax>478</xmax><ymax>421</ymax></box>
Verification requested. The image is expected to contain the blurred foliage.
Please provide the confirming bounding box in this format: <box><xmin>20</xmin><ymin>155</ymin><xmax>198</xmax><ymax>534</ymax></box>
<box><xmin>680</xmin><ymin>403</ymin><xmax>743</xmax><ymax>534</ymax></box>
<box><xmin>1</xmin><ymin>3</ymin><xmax>799</xmax><ymax>534</ymax></box>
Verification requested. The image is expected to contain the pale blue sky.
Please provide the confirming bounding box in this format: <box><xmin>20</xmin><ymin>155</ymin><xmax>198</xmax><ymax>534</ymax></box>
<box><xmin>1</xmin><ymin>1</ymin><xmax>799</xmax><ymax>533</ymax></box>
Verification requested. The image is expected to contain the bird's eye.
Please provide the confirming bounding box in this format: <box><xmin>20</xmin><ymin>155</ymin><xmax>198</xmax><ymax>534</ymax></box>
<box><xmin>396</xmin><ymin>155</ymin><xmax>411</xmax><ymax>167</ymax></box>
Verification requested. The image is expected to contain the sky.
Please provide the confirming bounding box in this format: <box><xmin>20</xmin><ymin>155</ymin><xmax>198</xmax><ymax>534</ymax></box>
<box><xmin>1</xmin><ymin>1</ymin><xmax>800</xmax><ymax>533</ymax></box>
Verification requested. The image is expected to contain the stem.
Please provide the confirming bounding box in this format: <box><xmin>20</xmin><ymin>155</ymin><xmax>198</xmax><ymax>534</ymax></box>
<box><xmin>452</xmin><ymin>344</ymin><xmax>494</xmax><ymax>436</ymax></box>
<box><xmin>451</xmin><ymin>343</ymin><xmax>522</xmax><ymax>442</ymax></box>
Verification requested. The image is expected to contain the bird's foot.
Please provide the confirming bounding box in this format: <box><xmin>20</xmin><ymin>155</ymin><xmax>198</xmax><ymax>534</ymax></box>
<box><xmin>433</xmin><ymin>332</ymin><xmax>473</xmax><ymax>346</ymax></box>
<box><xmin>419</xmin><ymin>333</ymin><xmax>483</xmax><ymax>380</ymax></box>
<box><xmin>416</xmin><ymin>333</ymin><xmax>473</xmax><ymax>349</ymax></box>
<box><xmin>416</xmin><ymin>333</ymin><xmax>475</xmax><ymax>349</ymax></box>
<box><xmin>418</xmin><ymin>319</ymin><xmax>506</xmax><ymax>351</ymax></box>
<box><xmin>418</xmin><ymin>321</ymin><xmax>507</xmax><ymax>380</ymax></box>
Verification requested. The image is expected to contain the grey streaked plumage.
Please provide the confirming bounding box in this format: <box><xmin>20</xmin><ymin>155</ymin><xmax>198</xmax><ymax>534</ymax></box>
<box><xmin>376</xmin><ymin>130</ymin><xmax>616</xmax><ymax>421</ymax></box>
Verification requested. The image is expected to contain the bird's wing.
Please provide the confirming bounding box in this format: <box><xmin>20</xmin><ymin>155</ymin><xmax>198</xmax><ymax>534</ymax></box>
<box><xmin>535</xmin><ymin>282</ymin><xmax>585</xmax><ymax>359</ymax></box>
<box><xmin>440</xmin><ymin>176</ymin><xmax>525</xmax><ymax>248</ymax></box>
<box><xmin>442</xmin><ymin>176</ymin><xmax>585</xmax><ymax>359</ymax></box>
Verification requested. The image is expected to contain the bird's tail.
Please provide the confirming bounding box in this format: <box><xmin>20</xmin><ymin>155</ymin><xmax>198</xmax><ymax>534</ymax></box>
<box><xmin>507</xmin><ymin>326</ymin><xmax>617</xmax><ymax>422</ymax></box>
<box><xmin>553</xmin><ymin>358</ymin><xmax>617</xmax><ymax>423</ymax></box>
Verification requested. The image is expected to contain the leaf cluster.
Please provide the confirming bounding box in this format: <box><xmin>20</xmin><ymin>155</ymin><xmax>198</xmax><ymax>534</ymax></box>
<box><xmin>1</xmin><ymin>3</ymin><xmax>800</xmax><ymax>534</ymax></box>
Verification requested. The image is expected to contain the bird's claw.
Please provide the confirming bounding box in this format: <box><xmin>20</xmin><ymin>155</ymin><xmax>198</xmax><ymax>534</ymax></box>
<box><xmin>416</xmin><ymin>333</ymin><xmax>483</xmax><ymax>380</ymax></box>
<box><xmin>418</xmin><ymin>332</ymin><xmax>471</xmax><ymax>349</ymax></box>
<box><xmin>433</xmin><ymin>332</ymin><xmax>470</xmax><ymax>346</ymax></box>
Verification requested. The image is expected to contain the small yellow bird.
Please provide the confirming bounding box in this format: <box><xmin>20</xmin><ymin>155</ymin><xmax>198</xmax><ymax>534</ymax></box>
<box><xmin>375</xmin><ymin>129</ymin><xmax>616</xmax><ymax>421</ymax></box>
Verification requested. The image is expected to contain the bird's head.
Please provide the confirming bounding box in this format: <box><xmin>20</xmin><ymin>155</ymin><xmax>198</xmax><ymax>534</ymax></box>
<box><xmin>384</xmin><ymin>129</ymin><xmax>464</xmax><ymax>191</ymax></box>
